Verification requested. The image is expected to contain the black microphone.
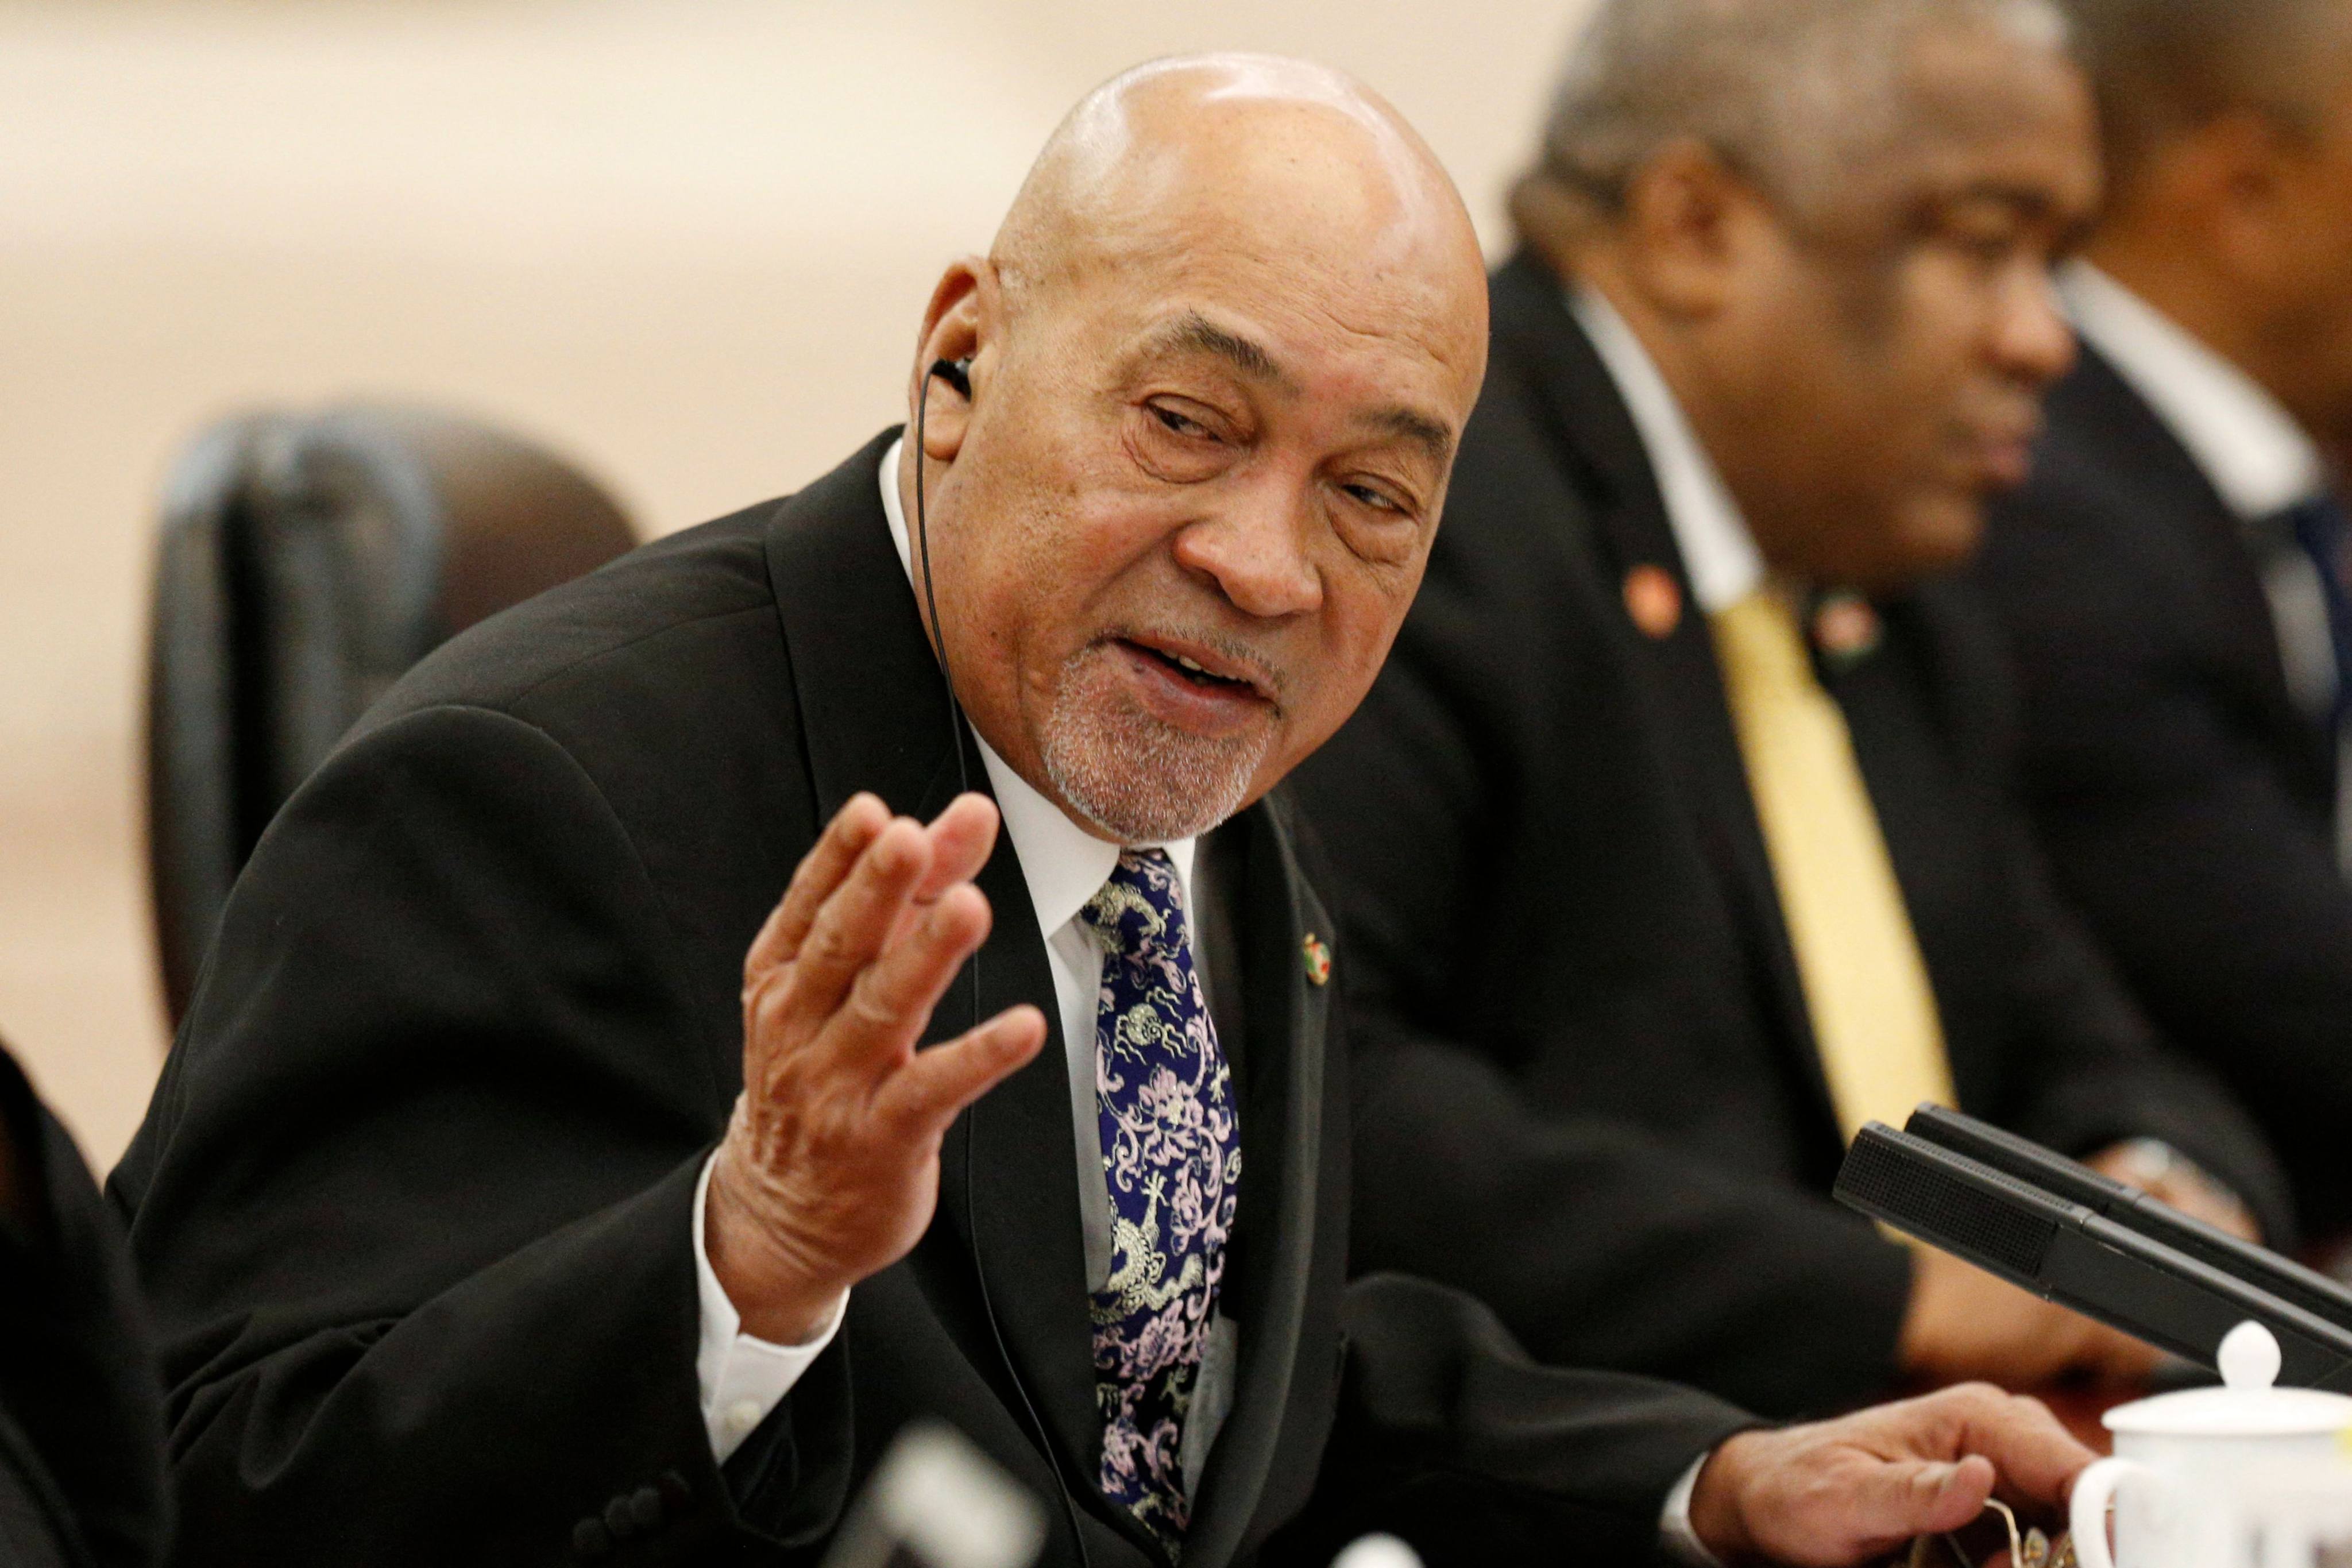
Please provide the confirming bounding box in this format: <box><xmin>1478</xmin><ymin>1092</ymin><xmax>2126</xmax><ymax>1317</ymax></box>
<box><xmin>1836</xmin><ymin>1119</ymin><xmax>2352</xmax><ymax>1388</ymax></box>
<box><xmin>1901</xmin><ymin>1103</ymin><xmax>2352</xmax><ymax>1335</ymax></box>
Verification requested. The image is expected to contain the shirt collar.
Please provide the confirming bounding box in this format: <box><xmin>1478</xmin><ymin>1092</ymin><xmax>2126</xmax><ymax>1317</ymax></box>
<box><xmin>2062</xmin><ymin>260</ymin><xmax>2324</xmax><ymax>520</ymax></box>
<box><xmin>1569</xmin><ymin>283</ymin><xmax>1766</xmax><ymax>612</ymax></box>
<box><xmin>875</xmin><ymin>438</ymin><xmax>1196</xmax><ymax>932</ymax></box>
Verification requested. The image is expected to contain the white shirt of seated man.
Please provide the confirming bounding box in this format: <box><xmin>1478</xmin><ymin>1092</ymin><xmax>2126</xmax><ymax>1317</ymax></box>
<box><xmin>692</xmin><ymin>441</ymin><xmax>1239</xmax><ymax>1504</ymax></box>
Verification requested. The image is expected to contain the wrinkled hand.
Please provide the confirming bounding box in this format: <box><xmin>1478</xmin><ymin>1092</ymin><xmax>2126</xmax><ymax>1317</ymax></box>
<box><xmin>1900</xmin><ymin>1245</ymin><xmax>2161</xmax><ymax>1389</ymax></box>
<box><xmin>705</xmin><ymin>792</ymin><xmax>1048</xmax><ymax>1343</ymax></box>
<box><xmin>1689</xmin><ymin>1384</ymin><xmax>2094</xmax><ymax>1567</ymax></box>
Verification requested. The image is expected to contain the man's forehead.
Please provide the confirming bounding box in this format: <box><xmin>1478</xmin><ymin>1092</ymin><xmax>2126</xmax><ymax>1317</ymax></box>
<box><xmin>1832</xmin><ymin>55</ymin><xmax>2095</xmax><ymax>221</ymax></box>
<box><xmin>1785</xmin><ymin>22</ymin><xmax>2087</xmax><ymax>204</ymax></box>
<box><xmin>1889</xmin><ymin>121</ymin><xmax>2099</xmax><ymax>218</ymax></box>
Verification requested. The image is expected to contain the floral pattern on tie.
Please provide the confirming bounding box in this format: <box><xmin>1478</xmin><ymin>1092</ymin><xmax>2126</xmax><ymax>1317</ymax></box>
<box><xmin>1076</xmin><ymin>849</ymin><xmax>1239</xmax><ymax>1558</ymax></box>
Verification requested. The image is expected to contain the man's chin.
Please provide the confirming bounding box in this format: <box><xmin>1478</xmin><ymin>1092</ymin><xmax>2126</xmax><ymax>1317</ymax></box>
<box><xmin>1039</xmin><ymin>710</ymin><xmax>1272</xmax><ymax>845</ymax></box>
<box><xmin>1907</xmin><ymin>500</ymin><xmax>1988</xmax><ymax>573</ymax></box>
<box><xmin>1836</xmin><ymin>499</ymin><xmax>1984</xmax><ymax>592</ymax></box>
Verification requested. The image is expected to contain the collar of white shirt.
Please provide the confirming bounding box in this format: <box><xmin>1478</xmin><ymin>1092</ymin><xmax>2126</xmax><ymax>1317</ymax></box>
<box><xmin>2062</xmin><ymin>260</ymin><xmax>2323</xmax><ymax>520</ymax></box>
<box><xmin>1570</xmin><ymin>283</ymin><xmax>1766</xmax><ymax>614</ymax></box>
<box><xmin>874</xmin><ymin>436</ymin><xmax>1198</xmax><ymax>932</ymax></box>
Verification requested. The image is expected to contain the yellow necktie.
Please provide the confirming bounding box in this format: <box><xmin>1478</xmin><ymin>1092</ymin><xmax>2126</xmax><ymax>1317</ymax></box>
<box><xmin>1710</xmin><ymin>589</ymin><xmax>1955</xmax><ymax>1143</ymax></box>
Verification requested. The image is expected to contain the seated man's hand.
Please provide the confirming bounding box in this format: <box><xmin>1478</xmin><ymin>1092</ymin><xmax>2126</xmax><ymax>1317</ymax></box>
<box><xmin>706</xmin><ymin>792</ymin><xmax>1048</xmax><ymax>1343</ymax></box>
<box><xmin>2086</xmin><ymin>1140</ymin><xmax>2259</xmax><ymax>1242</ymax></box>
<box><xmin>1899</xmin><ymin>1245</ymin><xmax>2160</xmax><ymax>1388</ymax></box>
<box><xmin>1687</xmin><ymin>1384</ymin><xmax>2093</xmax><ymax>1567</ymax></box>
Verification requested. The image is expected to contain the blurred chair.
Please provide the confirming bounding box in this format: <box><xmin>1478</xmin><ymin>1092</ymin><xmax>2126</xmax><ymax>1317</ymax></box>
<box><xmin>146</xmin><ymin>405</ymin><xmax>638</xmax><ymax>1024</ymax></box>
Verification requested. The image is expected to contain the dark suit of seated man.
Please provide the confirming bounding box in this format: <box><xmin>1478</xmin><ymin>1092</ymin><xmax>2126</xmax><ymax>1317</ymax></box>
<box><xmin>1291</xmin><ymin>0</ymin><xmax>2294</xmax><ymax>1424</ymax></box>
<box><xmin>107</xmin><ymin>53</ymin><xmax>2100</xmax><ymax>1568</ymax></box>
<box><xmin>1973</xmin><ymin>0</ymin><xmax>2352</xmax><ymax>1242</ymax></box>
<box><xmin>0</xmin><ymin>1044</ymin><xmax>169</xmax><ymax>1568</ymax></box>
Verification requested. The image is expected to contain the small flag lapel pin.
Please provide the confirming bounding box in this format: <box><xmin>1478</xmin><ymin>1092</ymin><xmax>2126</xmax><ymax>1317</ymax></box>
<box><xmin>1812</xmin><ymin>591</ymin><xmax>1882</xmax><ymax>667</ymax></box>
<box><xmin>1624</xmin><ymin>563</ymin><xmax>1683</xmax><ymax>640</ymax></box>
<box><xmin>1301</xmin><ymin>933</ymin><xmax>1333</xmax><ymax>987</ymax></box>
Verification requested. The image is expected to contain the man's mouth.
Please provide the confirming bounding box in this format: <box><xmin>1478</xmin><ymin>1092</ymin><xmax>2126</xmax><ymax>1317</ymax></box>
<box><xmin>1956</xmin><ymin>410</ymin><xmax>2044</xmax><ymax>488</ymax></box>
<box><xmin>1116</xmin><ymin>636</ymin><xmax>1270</xmax><ymax>700</ymax></box>
<box><xmin>1100</xmin><ymin>634</ymin><xmax>1280</xmax><ymax>740</ymax></box>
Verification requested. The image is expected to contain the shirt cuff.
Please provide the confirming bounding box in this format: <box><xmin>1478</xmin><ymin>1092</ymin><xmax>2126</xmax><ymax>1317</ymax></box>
<box><xmin>693</xmin><ymin>1152</ymin><xmax>847</xmax><ymax>1463</ymax></box>
<box><xmin>1660</xmin><ymin>1451</ymin><xmax>1723</xmax><ymax>1567</ymax></box>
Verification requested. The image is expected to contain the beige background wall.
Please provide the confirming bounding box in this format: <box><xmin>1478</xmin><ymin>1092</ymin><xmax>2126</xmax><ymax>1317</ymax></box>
<box><xmin>0</xmin><ymin>0</ymin><xmax>1590</xmax><ymax>1171</ymax></box>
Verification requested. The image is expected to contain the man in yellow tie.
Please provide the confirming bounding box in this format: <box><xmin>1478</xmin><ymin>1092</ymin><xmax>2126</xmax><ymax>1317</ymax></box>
<box><xmin>1292</xmin><ymin>0</ymin><xmax>2292</xmax><ymax>1423</ymax></box>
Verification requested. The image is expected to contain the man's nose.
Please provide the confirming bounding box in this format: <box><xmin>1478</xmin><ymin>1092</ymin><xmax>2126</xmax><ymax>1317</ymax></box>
<box><xmin>1993</xmin><ymin>264</ymin><xmax>2078</xmax><ymax>388</ymax></box>
<box><xmin>1172</xmin><ymin>495</ymin><xmax>1325</xmax><ymax>621</ymax></box>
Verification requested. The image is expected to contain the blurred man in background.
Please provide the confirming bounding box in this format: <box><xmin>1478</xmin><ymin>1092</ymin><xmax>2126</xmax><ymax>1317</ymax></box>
<box><xmin>1974</xmin><ymin>0</ymin><xmax>2352</xmax><ymax>1246</ymax></box>
<box><xmin>106</xmin><ymin>52</ymin><xmax>2100</xmax><ymax>1568</ymax></box>
<box><xmin>1295</xmin><ymin>0</ymin><xmax>2292</xmax><ymax>1422</ymax></box>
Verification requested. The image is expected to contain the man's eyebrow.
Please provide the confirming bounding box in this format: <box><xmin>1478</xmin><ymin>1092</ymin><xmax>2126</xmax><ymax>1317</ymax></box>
<box><xmin>1931</xmin><ymin>181</ymin><xmax>2101</xmax><ymax>254</ymax></box>
<box><xmin>1370</xmin><ymin>405</ymin><xmax>1457</xmax><ymax>469</ymax></box>
<box><xmin>1937</xmin><ymin>181</ymin><xmax>2068</xmax><ymax>221</ymax></box>
<box><xmin>1147</xmin><ymin>311</ymin><xmax>1296</xmax><ymax>389</ymax></box>
<box><xmin>1148</xmin><ymin>312</ymin><xmax>1455</xmax><ymax>462</ymax></box>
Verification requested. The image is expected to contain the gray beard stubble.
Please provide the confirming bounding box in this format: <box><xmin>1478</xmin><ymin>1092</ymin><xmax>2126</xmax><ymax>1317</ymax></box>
<box><xmin>1038</xmin><ymin>674</ymin><xmax>1275</xmax><ymax>843</ymax></box>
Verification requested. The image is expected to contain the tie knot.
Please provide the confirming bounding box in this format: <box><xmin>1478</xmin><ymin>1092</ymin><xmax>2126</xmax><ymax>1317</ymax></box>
<box><xmin>1078</xmin><ymin>849</ymin><xmax>1185</xmax><ymax>956</ymax></box>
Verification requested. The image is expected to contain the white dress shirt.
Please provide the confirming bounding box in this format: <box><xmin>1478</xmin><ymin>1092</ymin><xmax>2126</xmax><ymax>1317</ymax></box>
<box><xmin>2063</xmin><ymin>261</ymin><xmax>2324</xmax><ymax>522</ymax></box>
<box><xmin>2061</xmin><ymin>261</ymin><xmax>2352</xmax><ymax>860</ymax></box>
<box><xmin>1571</xmin><ymin>285</ymin><xmax>1766</xmax><ymax>615</ymax></box>
<box><xmin>693</xmin><ymin>441</ymin><xmax>1237</xmax><ymax>1493</ymax></box>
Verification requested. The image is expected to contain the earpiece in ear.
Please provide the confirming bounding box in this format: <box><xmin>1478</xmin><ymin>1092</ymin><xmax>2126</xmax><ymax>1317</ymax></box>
<box><xmin>929</xmin><ymin>357</ymin><xmax>974</xmax><ymax>399</ymax></box>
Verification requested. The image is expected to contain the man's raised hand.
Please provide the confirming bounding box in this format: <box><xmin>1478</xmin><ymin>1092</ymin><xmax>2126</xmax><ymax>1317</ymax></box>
<box><xmin>705</xmin><ymin>792</ymin><xmax>1047</xmax><ymax>1343</ymax></box>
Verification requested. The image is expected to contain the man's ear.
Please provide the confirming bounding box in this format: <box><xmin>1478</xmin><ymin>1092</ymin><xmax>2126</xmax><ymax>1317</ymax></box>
<box><xmin>910</xmin><ymin>257</ymin><xmax>992</xmax><ymax>462</ymax></box>
<box><xmin>1619</xmin><ymin>139</ymin><xmax>1751</xmax><ymax>319</ymax></box>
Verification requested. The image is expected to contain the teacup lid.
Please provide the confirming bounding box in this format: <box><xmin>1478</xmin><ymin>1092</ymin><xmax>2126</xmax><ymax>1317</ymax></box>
<box><xmin>2104</xmin><ymin>1323</ymin><xmax>2352</xmax><ymax>1438</ymax></box>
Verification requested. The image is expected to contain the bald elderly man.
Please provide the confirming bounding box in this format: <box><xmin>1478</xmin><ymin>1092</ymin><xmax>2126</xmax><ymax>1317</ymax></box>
<box><xmin>112</xmin><ymin>57</ymin><xmax>2095</xmax><ymax>1567</ymax></box>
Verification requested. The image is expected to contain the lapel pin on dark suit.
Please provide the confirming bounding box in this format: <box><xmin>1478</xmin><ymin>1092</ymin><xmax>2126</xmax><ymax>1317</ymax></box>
<box><xmin>1624</xmin><ymin>563</ymin><xmax>1684</xmax><ymax>640</ymax></box>
<box><xmin>1301</xmin><ymin>933</ymin><xmax>1332</xmax><ymax>987</ymax></box>
<box><xmin>1812</xmin><ymin>590</ymin><xmax>1882</xmax><ymax>669</ymax></box>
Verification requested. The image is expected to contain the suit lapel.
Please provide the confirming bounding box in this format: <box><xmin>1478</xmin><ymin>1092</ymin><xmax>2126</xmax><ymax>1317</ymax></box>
<box><xmin>1491</xmin><ymin>254</ymin><xmax>1830</xmax><ymax>1109</ymax></box>
<box><xmin>759</xmin><ymin>432</ymin><xmax>1103</xmax><ymax>1511</ymax></box>
<box><xmin>1184</xmin><ymin>800</ymin><xmax>1327</xmax><ymax>1568</ymax></box>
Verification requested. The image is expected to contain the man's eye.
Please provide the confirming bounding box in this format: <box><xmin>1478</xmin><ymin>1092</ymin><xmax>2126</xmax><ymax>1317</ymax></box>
<box><xmin>1152</xmin><ymin>404</ymin><xmax>1213</xmax><ymax>439</ymax></box>
<box><xmin>1342</xmin><ymin>481</ymin><xmax>1405</xmax><ymax>514</ymax></box>
<box><xmin>1938</xmin><ymin>217</ymin><xmax>2025</xmax><ymax>267</ymax></box>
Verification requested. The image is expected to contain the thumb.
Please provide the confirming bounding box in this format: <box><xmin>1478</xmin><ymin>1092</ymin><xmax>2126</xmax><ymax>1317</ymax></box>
<box><xmin>1849</xmin><ymin>1454</ymin><xmax>1997</xmax><ymax>1549</ymax></box>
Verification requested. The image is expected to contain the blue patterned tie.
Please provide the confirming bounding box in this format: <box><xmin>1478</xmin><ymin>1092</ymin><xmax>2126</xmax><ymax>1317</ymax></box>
<box><xmin>1076</xmin><ymin>850</ymin><xmax>1240</xmax><ymax>1558</ymax></box>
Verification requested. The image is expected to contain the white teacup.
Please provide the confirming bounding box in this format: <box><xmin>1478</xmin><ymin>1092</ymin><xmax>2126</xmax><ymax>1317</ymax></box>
<box><xmin>2072</xmin><ymin>1323</ymin><xmax>2352</xmax><ymax>1568</ymax></box>
<box><xmin>2243</xmin><ymin>1462</ymin><xmax>2352</xmax><ymax>1568</ymax></box>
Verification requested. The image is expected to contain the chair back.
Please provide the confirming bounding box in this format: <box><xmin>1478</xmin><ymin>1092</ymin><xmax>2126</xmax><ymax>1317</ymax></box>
<box><xmin>147</xmin><ymin>405</ymin><xmax>636</xmax><ymax>1022</ymax></box>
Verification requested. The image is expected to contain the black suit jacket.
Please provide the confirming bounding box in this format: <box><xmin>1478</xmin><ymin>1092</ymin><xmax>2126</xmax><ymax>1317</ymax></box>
<box><xmin>108</xmin><ymin>430</ymin><xmax>1751</xmax><ymax>1567</ymax></box>
<box><xmin>0</xmin><ymin>1046</ymin><xmax>170</xmax><ymax>1568</ymax></box>
<box><xmin>1290</xmin><ymin>255</ymin><xmax>2291</xmax><ymax>1420</ymax></box>
<box><xmin>1976</xmin><ymin>345</ymin><xmax>2352</xmax><ymax>1234</ymax></box>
